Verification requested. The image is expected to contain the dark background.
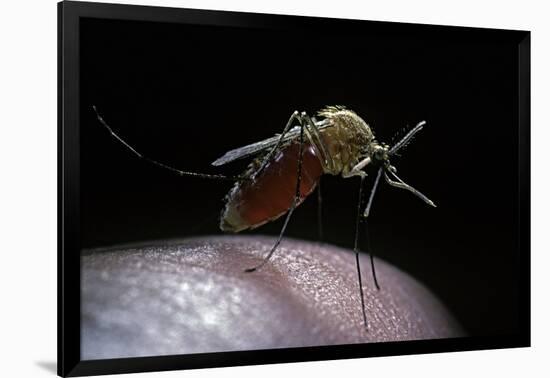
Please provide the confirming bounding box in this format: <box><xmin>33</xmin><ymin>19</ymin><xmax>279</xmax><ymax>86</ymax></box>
<box><xmin>80</xmin><ymin>17</ymin><xmax>521</xmax><ymax>338</ymax></box>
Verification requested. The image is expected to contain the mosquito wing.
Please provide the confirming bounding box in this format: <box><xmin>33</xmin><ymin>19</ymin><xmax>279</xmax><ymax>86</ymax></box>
<box><xmin>212</xmin><ymin>119</ymin><xmax>331</xmax><ymax>166</ymax></box>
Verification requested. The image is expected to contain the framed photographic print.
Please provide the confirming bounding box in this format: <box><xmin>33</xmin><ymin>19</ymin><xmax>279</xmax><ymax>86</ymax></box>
<box><xmin>58</xmin><ymin>1</ymin><xmax>530</xmax><ymax>376</ymax></box>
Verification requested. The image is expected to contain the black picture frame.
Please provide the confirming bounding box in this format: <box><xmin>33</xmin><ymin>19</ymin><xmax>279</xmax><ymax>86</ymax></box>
<box><xmin>58</xmin><ymin>1</ymin><xmax>530</xmax><ymax>376</ymax></box>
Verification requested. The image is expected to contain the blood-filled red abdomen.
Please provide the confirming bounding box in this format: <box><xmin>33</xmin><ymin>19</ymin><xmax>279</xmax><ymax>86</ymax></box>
<box><xmin>220</xmin><ymin>142</ymin><xmax>324</xmax><ymax>232</ymax></box>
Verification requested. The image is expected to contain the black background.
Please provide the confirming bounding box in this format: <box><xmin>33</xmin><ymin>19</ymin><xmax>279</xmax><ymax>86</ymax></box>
<box><xmin>80</xmin><ymin>17</ymin><xmax>521</xmax><ymax>338</ymax></box>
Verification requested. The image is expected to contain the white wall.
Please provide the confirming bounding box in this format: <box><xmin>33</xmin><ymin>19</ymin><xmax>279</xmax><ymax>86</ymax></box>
<box><xmin>0</xmin><ymin>0</ymin><xmax>547</xmax><ymax>377</ymax></box>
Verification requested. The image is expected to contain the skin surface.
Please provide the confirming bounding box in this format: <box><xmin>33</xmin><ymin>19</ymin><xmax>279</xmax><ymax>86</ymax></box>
<box><xmin>81</xmin><ymin>236</ymin><xmax>464</xmax><ymax>360</ymax></box>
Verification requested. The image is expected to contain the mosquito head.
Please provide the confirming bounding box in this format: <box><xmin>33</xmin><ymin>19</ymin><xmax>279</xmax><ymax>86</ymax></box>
<box><xmin>370</xmin><ymin>143</ymin><xmax>391</xmax><ymax>168</ymax></box>
<box><xmin>361</xmin><ymin>121</ymin><xmax>435</xmax><ymax>209</ymax></box>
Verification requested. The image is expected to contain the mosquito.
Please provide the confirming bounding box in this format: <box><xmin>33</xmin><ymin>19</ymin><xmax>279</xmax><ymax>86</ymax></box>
<box><xmin>92</xmin><ymin>105</ymin><xmax>436</xmax><ymax>330</ymax></box>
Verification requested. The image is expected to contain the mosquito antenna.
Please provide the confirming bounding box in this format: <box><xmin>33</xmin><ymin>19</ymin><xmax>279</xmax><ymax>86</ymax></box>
<box><xmin>363</xmin><ymin>168</ymin><xmax>382</xmax><ymax>219</ymax></box>
<box><xmin>389</xmin><ymin>120</ymin><xmax>426</xmax><ymax>155</ymax></box>
<box><xmin>363</xmin><ymin>167</ymin><xmax>383</xmax><ymax>290</ymax></box>
<box><xmin>389</xmin><ymin>125</ymin><xmax>409</xmax><ymax>147</ymax></box>
<box><xmin>384</xmin><ymin>168</ymin><xmax>436</xmax><ymax>207</ymax></box>
<box><xmin>92</xmin><ymin>106</ymin><xmax>237</xmax><ymax>181</ymax></box>
<box><xmin>244</xmin><ymin>119</ymin><xmax>307</xmax><ymax>273</ymax></box>
<box><xmin>354</xmin><ymin>175</ymin><xmax>368</xmax><ymax>330</ymax></box>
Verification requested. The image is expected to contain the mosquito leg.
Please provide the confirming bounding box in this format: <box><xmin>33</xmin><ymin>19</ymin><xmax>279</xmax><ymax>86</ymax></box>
<box><xmin>254</xmin><ymin>110</ymin><xmax>302</xmax><ymax>179</ymax></box>
<box><xmin>93</xmin><ymin>106</ymin><xmax>236</xmax><ymax>181</ymax></box>
<box><xmin>362</xmin><ymin>167</ymin><xmax>383</xmax><ymax>291</ymax></box>
<box><xmin>317</xmin><ymin>177</ymin><xmax>323</xmax><ymax>241</ymax></box>
<box><xmin>342</xmin><ymin>157</ymin><xmax>371</xmax><ymax>179</ymax></box>
<box><xmin>384</xmin><ymin>169</ymin><xmax>436</xmax><ymax>207</ymax></box>
<box><xmin>244</xmin><ymin>120</ymin><xmax>306</xmax><ymax>273</ymax></box>
<box><xmin>354</xmin><ymin>175</ymin><xmax>368</xmax><ymax>330</ymax></box>
<box><xmin>300</xmin><ymin>112</ymin><xmax>332</xmax><ymax>172</ymax></box>
<box><xmin>365</xmin><ymin>227</ymin><xmax>380</xmax><ymax>291</ymax></box>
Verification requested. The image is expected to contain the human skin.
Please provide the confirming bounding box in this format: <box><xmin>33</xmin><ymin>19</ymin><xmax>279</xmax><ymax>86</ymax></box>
<box><xmin>81</xmin><ymin>236</ymin><xmax>464</xmax><ymax>360</ymax></box>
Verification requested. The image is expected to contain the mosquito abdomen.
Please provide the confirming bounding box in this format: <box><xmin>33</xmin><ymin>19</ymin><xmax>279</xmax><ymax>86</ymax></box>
<box><xmin>220</xmin><ymin>142</ymin><xmax>324</xmax><ymax>232</ymax></box>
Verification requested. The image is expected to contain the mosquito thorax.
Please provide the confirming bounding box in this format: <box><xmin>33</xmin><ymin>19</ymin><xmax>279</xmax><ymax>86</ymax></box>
<box><xmin>316</xmin><ymin>106</ymin><xmax>375</xmax><ymax>176</ymax></box>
